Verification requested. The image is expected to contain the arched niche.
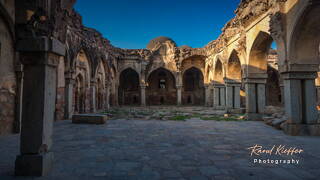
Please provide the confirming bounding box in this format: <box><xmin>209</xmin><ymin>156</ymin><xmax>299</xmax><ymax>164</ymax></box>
<box><xmin>146</xmin><ymin>68</ymin><xmax>176</xmax><ymax>105</ymax></box>
<box><xmin>227</xmin><ymin>50</ymin><xmax>242</xmax><ymax>81</ymax></box>
<box><xmin>289</xmin><ymin>4</ymin><xmax>320</xmax><ymax>65</ymax></box>
<box><xmin>182</xmin><ymin>67</ymin><xmax>205</xmax><ymax>105</ymax></box>
<box><xmin>118</xmin><ymin>68</ymin><xmax>140</xmax><ymax>106</ymax></box>
<box><xmin>213</xmin><ymin>59</ymin><xmax>224</xmax><ymax>84</ymax></box>
<box><xmin>248</xmin><ymin>31</ymin><xmax>274</xmax><ymax>74</ymax></box>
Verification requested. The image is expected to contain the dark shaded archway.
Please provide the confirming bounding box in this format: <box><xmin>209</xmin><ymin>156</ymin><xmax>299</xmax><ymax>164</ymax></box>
<box><xmin>182</xmin><ymin>67</ymin><xmax>205</xmax><ymax>105</ymax></box>
<box><xmin>118</xmin><ymin>68</ymin><xmax>140</xmax><ymax>106</ymax></box>
<box><xmin>266</xmin><ymin>65</ymin><xmax>281</xmax><ymax>106</ymax></box>
<box><xmin>147</xmin><ymin>68</ymin><xmax>176</xmax><ymax>105</ymax></box>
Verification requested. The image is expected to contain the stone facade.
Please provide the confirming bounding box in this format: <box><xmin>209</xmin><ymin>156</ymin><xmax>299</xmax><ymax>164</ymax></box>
<box><xmin>0</xmin><ymin>2</ymin><xmax>319</xmax><ymax>176</ymax></box>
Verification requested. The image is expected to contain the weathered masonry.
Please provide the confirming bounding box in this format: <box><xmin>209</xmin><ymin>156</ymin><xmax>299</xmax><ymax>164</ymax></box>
<box><xmin>0</xmin><ymin>0</ymin><xmax>319</xmax><ymax>176</ymax></box>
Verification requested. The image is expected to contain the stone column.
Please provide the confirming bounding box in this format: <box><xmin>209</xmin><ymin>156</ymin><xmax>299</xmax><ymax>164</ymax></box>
<box><xmin>213</xmin><ymin>85</ymin><xmax>220</xmax><ymax>107</ymax></box>
<box><xmin>282</xmin><ymin>72</ymin><xmax>320</xmax><ymax>136</ymax></box>
<box><xmin>177</xmin><ymin>85</ymin><xmax>182</xmax><ymax>106</ymax></box>
<box><xmin>225</xmin><ymin>80</ymin><xmax>241</xmax><ymax>113</ymax></box>
<box><xmin>213</xmin><ymin>84</ymin><xmax>225</xmax><ymax>109</ymax></box>
<box><xmin>64</xmin><ymin>72</ymin><xmax>74</xmax><ymax>119</ymax></box>
<box><xmin>105</xmin><ymin>82</ymin><xmax>110</xmax><ymax>110</ymax></box>
<box><xmin>14</xmin><ymin>64</ymin><xmax>24</xmax><ymax>133</ymax></box>
<box><xmin>90</xmin><ymin>80</ymin><xmax>96</xmax><ymax>113</ymax></box>
<box><xmin>15</xmin><ymin>37</ymin><xmax>65</xmax><ymax>176</ymax></box>
<box><xmin>244</xmin><ymin>76</ymin><xmax>267</xmax><ymax>120</ymax></box>
<box><xmin>204</xmin><ymin>84</ymin><xmax>211</xmax><ymax>106</ymax></box>
<box><xmin>316</xmin><ymin>86</ymin><xmax>320</xmax><ymax>106</ymax></box>
<box><xmin>141</xmin><ymin>85</ymin><xmax>146</xmax><ymax>106</ymax></box>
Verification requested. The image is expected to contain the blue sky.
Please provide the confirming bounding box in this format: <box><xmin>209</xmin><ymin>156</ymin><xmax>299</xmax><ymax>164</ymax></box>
<box><xmin>74</xmin><ymin>0</ymin><xmax>240</xmax><ymax>49</ymax></box>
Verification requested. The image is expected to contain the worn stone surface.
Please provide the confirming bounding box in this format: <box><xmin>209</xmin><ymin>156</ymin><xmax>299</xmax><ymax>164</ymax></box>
<box><xmin>72</xmin><ymin>114</ymin><xmax>107</xmax><ymax>124</ymax></box>
<box><xmin>1</xmin><ymin>118</ymin><xmax>320</xmax><ymax>179</ymax></box>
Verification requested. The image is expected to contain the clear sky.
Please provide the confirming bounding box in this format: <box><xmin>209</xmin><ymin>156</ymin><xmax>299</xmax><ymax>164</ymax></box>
<box><xmin>74</xmin><ymin>0</ymin><xmax>241</xmax><ymax>49</ymax></box>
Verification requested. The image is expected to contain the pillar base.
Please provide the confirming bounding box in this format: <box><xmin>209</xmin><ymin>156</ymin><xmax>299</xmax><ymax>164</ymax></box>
<box><xmin>15</xmin><ymin>152</ymin><xmax>54</xmax><ymax>176</ymax></box>
<box><xmin>283</xmin><ymin>123</ymin><xmax>320</xmax><ymax>136</ymax></box>
<box><xmin>247</xmin><ymin>113</ymin><xmax>263</xmax><ymax>121</ymax></box>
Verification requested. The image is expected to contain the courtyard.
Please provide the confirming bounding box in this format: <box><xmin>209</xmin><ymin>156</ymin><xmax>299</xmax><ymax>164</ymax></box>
<box><xmin>0</xmin><ymin>107</ymin><xmax>319</xmax><ymax>180</ymax></box>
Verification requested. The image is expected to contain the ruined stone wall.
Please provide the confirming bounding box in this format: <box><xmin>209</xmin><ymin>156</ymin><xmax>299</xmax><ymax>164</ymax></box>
<box><xmin>0</xmin><ymin>3</ymin><xmax>16</xmax><ymax>135</ymax></box>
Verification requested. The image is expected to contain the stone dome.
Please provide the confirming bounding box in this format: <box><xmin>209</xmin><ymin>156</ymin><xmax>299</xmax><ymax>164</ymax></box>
<box><xmin>146</xmin><ymin>36</ymin><xmax>177</xmax><ymax>50</ymax></box>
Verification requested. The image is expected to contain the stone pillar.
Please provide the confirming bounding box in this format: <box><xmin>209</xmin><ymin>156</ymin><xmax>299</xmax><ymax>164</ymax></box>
<box><xmin>141</xmin><ymin>85</ymin><xmax>146</xmax><ymax>106</ymax></box>
<box><xmin>213</xmin><ymin>84</ymin><xmax>225</xmax><ymax>109</ymax></box>
<box><xmin>14</xmin><ymin>64</ymin><xmax>24</xmax><ymax>133</ymax></box>
<box><xmin>282</xmin><ymin>72</ymin><xmax>320</xmax><ymax>136</ymax></box>
<box><xmin>316</xmin><ymin>86</ymin><xmax>320</xmax><ymax>106</ymax></box>
<box><xmin>177</xmin><ymin>85</ymin><xmax>182</xmax><ymax>106</ymax></box>
<box><xmin>15</xmin><ymin>37</ymin><xmax>65</xmax><ymax>176</ymax></box>
<box><xmin>64</xmin><ymin>73</ymin><xmax>74</xmax><ymax>119</ymax></box>
<box><xmin>204</xmin><ymin>84</ymin><xmax>211</xmax><ymax>106</ymax></box>
<box><xmin>244</xmin><ymin>77</ymin><xmax>267</xmax><ymax>120</ymax></box>
<box><xmin>105</xmin><ymin>83</ymin><xmax>110</xmax><ymax>110</ymax></box>
<box><xmin>90</xmin><ymin>80</ymin><xmax>96</xmax><ymax>113</ymax></box>
<box><xmin>225</xmin><ymin>80</ymin><xmax>241</xmax><ymax>113</ymax></box>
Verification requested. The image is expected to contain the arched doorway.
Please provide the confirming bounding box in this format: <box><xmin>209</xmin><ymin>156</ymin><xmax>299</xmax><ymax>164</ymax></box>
<box><xmin>147</xmin><ymin>68</ymin><xmax>176</xmax><ymax>105</ymax></box>
<box><xmin>118</xmin><ymin>68</ymin><xmax>140</xmax><ymax>106</ymax></box>
<box><xmin>182</xmin><ymin>67</ymin><xmax>205</xmax><ymax>105</ymax></box>
<box><xmin>247</xmin><ymin>31</ymin><xmax>281</xmax><ymax>119</ymax></box>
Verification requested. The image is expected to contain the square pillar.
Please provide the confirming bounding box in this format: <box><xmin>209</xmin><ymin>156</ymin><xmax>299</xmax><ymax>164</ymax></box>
<box><xmin>90</xmin><ymin>81</ymin><xmax>96</xmax><ymax>113</ymax></box>
<box><xmin>213</xmin><ymin>84</ymin><xmax>225</xmax><ymax>109</ymax></box>
<box><xmin>282</xmin><ymin>72</ymin><xmax>320</xmax><ymax>136</ymax></box>
<box><xmin>105</xmin><ymin>83</ymin><xmax>110</xmax><ymax>110</ymax></box>
<box><xmin>245</xmin><ymin>77</ymin><xmax>267</xmax><ymax>121</ymax></box>
<box><xmin>225</xmin><ymin>80</ymin><xmax>241</xmax><ymax>112</ymax></box>
<box><xmin>141</xmin><ymin>85</ymin><xmax>146</xmax><ymax>106</ymax></box>
<box><xmin>15</xmin><ymin>37</ymin><xmax>65</xmax><ymax>176</ymax></box>
<box><xmin>14</xmin><ymin>64</ymin><xmax>24</xmax><ymax>133</ymax></box>
<box><xmin>204</xmin><ymin>84</ymin><xmax>211</xmax><ymax>107</ymax></box>
<box><xmin>213</xmin><ymin>86</ymin><xmax>220</xmax><ymax>107</ymax></box>
<box><xmin>64</xmin><ymin>75</ymin><xmax>74</xmax><ymax>119</ymax></box>
<box><xmin>220</xmin><ymin>87</ymin><xmax>226</xmax><ymax>107</ymax></box>
<box><xmin>177</xmin><ymin>85</ymin><xmax>182</xmax><ymax>106</ymax></box>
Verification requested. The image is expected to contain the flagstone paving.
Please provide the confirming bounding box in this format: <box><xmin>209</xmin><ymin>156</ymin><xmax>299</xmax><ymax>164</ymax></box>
<box><xmin>0</xmin><ymin>110</ymin><xmax>320</xmax><ymax>180</ymax></box>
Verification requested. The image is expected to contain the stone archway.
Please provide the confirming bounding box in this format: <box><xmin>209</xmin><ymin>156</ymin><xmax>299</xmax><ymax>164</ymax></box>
<box><xmin>213</xmin><ymin>59</ymin><xmax>225</xmax><ymax>108</ymax></box>
<box><xmin>147</xmin><ymin>68</ymin><xmax>176</xmax><ymax>105</ymax></box>
<box><xmin>226</xmin><ymin>51</ymin><xmax>242</xmax><ymax>110</ymax></box>
<box><xmin>182</xmin><ymin>67</ymin><xmax>205</xmax><ymax>105</ymax></box>
<box><xmin>118</xmin><ymin>68</ymin><xmax>140</xmax><ymax>106</ymax></box>
<box><xmin>246</xmin><ymin>31</ymin><xmax>279</xmax><ymax>120</ymax></box>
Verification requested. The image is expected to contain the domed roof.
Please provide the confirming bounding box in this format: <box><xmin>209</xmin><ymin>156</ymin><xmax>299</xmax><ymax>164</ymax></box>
<box><xmin>146</xmin><ymin>36</ymin><xmax>176</xmax><ymax>50</ymax></box>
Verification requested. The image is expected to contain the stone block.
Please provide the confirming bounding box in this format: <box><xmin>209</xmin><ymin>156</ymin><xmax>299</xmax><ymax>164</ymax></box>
<box><xmin>72</xmin><ymin>114</ymin><xmax>107</xmax><ymax>124</ymax></box>
<box><xmin>15</xmin><ymin>152</ymin><xmax>54</xmax><ymax>176</ymax></box>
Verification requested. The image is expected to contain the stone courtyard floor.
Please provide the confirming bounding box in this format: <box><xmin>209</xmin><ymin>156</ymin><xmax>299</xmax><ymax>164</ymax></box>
<box><xmin>0</xmin><ymin>106</ymin><xmax>320</xmax><ymax>180</ymax></box>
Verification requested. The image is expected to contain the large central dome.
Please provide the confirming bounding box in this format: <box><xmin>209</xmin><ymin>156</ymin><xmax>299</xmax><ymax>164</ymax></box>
<box><xmin>146</xmin><ymin>36</ymin><xmax>177</xmax><ymax>50</ymax></box>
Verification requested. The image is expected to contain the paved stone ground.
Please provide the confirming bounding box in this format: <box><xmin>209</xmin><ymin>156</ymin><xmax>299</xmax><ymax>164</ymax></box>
<box><xmin>0</xmin><ymin>108</ymin><xmax>320</xmax><ymax>180</ymax></box>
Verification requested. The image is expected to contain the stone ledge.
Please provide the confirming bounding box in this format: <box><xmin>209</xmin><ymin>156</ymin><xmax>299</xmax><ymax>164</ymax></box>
<box><xmin>283</xmin><ymin>123</ymin><xmax>320</xmax><ymax>136</ymax></box>
<box><xmin>72</xmin><ymin>114</ymin><xmax>107</xmax><ymax>124</ymax></box>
